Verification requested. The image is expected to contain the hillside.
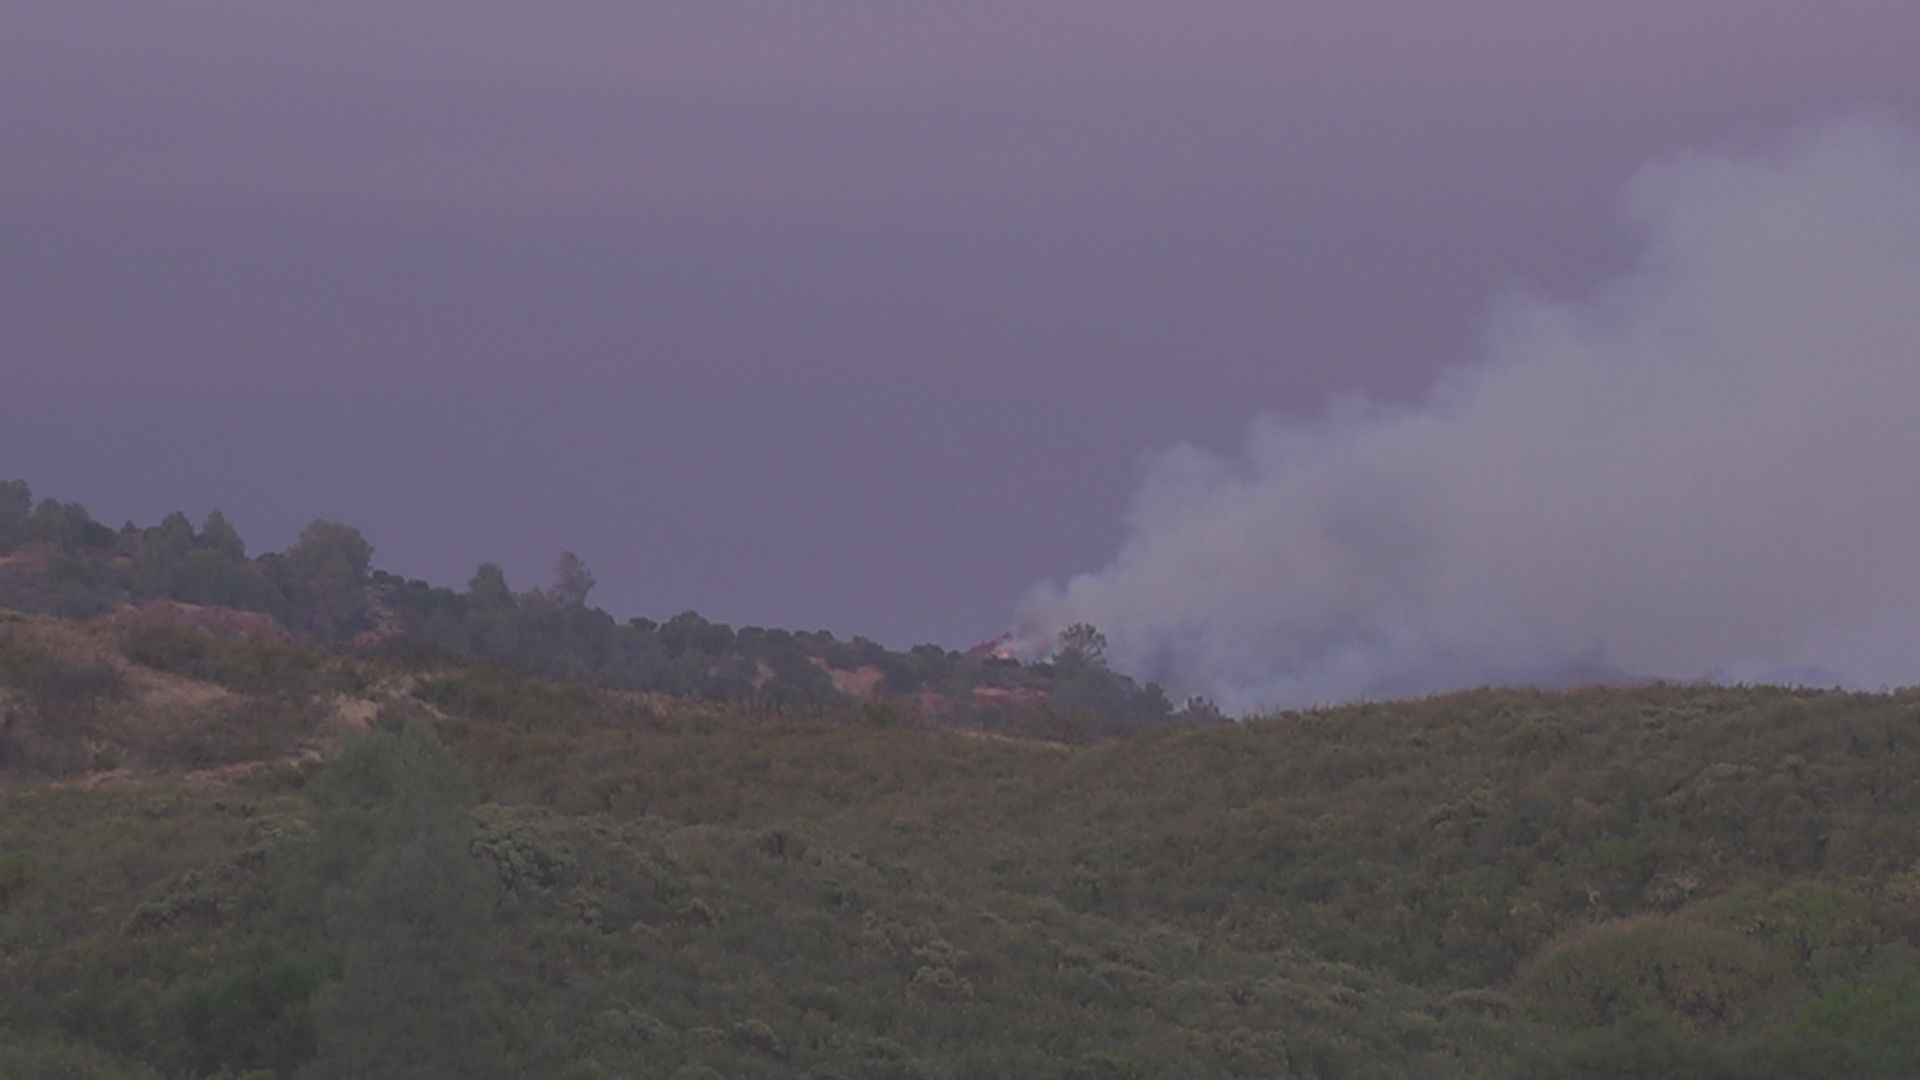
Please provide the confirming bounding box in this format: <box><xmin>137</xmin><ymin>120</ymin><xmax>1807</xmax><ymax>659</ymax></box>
<box><xmin>0</xmin><ymin>480</ymin><xmax>1197</xmax><ymax>741</ymax></box>
<box><xmin>7</xmin><ymin>596</ymin><xmax>1920</xmax><ymax>1077</ymax></box>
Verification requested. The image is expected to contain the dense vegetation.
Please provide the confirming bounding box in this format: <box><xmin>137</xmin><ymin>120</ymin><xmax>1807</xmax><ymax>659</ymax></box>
<box><xmin>7</xmin><ymin>480</ymin><xmax>1920</xmax><ymax>1076</ymax></box>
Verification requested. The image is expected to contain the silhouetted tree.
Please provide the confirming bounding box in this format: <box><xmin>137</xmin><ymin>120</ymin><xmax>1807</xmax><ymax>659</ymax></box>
<box><xmin>548</xmin><ymin>551</ymin><xmax>596</xmax><ymax>608</ymax></box>
<box><xmin>199</xmin><ymin>509</ymin><xmax>247</xmax><ymax>560</ymax></box>
<box><xmin>661</xmin><ymin>610</ymin><xmax>733</xmax><ymax>657</ymax></box>
<box><xmin>1175</xmin><ymin>696</ymin><xmax>1229</xmax><ymax>725</ymax></box>
<box><xmin>26</xmin><ymin>498</ymin><xmax>112</xmax><ymax>550</ymax></box>
<box><xmin>1057</xmin><ymin>623</ymin><xmax>1109</xmax><ymax>668</ymax></box>
<box><xmin>155</xmin><ymin>510</ymin><xmax>196</xmax><ymax>552</ymax></box>
<box><xmin>468</xmin><ymin>563</ymin><xmax>515</xmax><ymax>611</ymax></box>
<box><xmin>0</xmin><ymin>480</ymin><xmax>30</xmax><ymax>551</ymax></box>
<box><xmin>279</xmin><ymin>521</ymin><xmax>375</xmax><ymax>642</ymax></box>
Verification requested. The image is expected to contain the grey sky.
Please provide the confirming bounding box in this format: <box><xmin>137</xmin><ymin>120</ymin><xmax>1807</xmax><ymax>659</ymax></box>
<box><xmin>5</xmin><ymin>3</ymin><xmax>1918</xmax><ymax>646</ymax></box>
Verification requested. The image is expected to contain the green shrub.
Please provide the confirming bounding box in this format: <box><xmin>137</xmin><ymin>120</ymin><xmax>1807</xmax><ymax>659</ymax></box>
<box><xmin>148</xmin><ymin>696</ymin><xmax>322</xmax><ymax>770</ymax></box>
<box><xmin>1515</xmin><ymin>917</ymin><xmax>1785</xmax><ymax>1029</ymax></box>
<box><xmin>0</xmin><ymin>635</ymin><xmax>127</xmax><ymax>772</ymax></box>
<box><xmin>0</xmin><ymin>1038</ymin><xmax>165</xmax><ymax>1080</ymax></box>
<box><xmin>1504</xmin><ymin>1015</ymin><xmax>1738</xmax><ymax>1080</ymax></box>
<box><xmin>119</xmin><ymin>623</ymin><xmax>324</xmax><ymax>696</ymax></box>
<box><xmin>1769</xmin><ymin>968</ymin><xmax>1920</xmax><ymax>1076</ymax></box>
<box><xmin>0</xmin><ymin>638</ymin><xmax>126</xmax><ymax>723</ymax></box>
<box><xmin>178</xmin><ymin>944</ymin><xmax>327</xmax><ymax>1077</ymax></box>
<box><xmin>0</xmin><ymin>850</ymin><xmax>38</xmax><ymax>905</ymax></box>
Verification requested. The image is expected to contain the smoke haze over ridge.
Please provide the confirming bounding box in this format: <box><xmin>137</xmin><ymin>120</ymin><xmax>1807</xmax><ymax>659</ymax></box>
<box><xmin>1018</xmin><ymin>115</ymin><xmax>1920</xmax><ymax>713</ymax></box>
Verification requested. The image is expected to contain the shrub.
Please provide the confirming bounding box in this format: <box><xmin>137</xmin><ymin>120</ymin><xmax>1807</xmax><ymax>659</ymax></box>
<box><xmin>178</xmin><ymin>944</ymin><xmax>327</xmax><ymax>1077</ymax></box>
<box><xmin>0</xmin><ymin>1038</ymin><xmax>165</xmax><ymax>1080</ymax></box>
<box><xmin>0</xmin><ymin>851</ymin><xmax>38</xmax><ymax>905</ymax></box>
<box><xmin>0</xmin><ymin>634</ymin><xmax>127</xmax><ymax>771</ymax></box>
<box><xmin>1515</xmin><ymin>917</ymin><xmax>1785</xmax><ymax>1029</ymax></box>
<box><xmin>0</xmin><ymin>638</ymin><xmax>126</xmax><ymax>724</ymax></box>
<box><xmin>148</xmin><ymin>696</ymin><xmax>322</xmax><ymax>770</ymax></box>
<box><xmin>119</xmin><ymin>623</ymin><xmax>325</xmax><ymax>696</ymax></box>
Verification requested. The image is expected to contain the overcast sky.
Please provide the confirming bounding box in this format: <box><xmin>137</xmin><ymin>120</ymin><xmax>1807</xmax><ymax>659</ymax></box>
<box><xmin>6</xmin><ymin>3</ymin><xmax>1919</xmax><ymax>646</ymax></box>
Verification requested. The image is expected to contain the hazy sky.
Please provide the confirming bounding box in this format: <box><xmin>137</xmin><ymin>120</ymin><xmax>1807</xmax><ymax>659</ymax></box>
<box><xmin>6</xmin><ymin>3</ymin><xmax>1919</xmax><ymax>647</ymax></box>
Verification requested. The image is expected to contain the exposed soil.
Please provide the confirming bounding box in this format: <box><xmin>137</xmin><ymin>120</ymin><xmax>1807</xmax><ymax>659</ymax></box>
<box><xmin>826</xmin><ymin>663</ymin><xmax>885</xmax><ymax>700</ymax></box>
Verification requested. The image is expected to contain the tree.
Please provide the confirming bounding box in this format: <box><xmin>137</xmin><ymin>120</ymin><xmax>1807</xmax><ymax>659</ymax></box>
<box><xmin>0</xmin><ymin>480</ymin><xmax>32</xmax><ymax>551</ymax></box>
<box><xmin>280</xmin><ymin>521</ymin><xmax>374</xmax><ymax>641</ymax></box>
<box><xmin>25</xmin><ymin>498</ymin><xmax>113</xmax><ymax>550</ymax></box>
<box><xmin>463</xmin><ymin>564</ymin><xmax>519</xmax><ymax>658</ymax></box>
<box><xmin>1057</xmin><ymin>623</ymin><xmax>1109</xmax><ymax>668</ymax></box>
<box><xmin>548</xmin><ymin>551</ymin><xmax>596</xmax><ymax>608</ymax></box>
<box><xmin>286</xmin><ymin>521</ymin><xmax>373</xmax><ymax>583</ymax></box>
<box><xmin>180</xmin><ymin>943</ymin><xmax>326</xmax><ymax>1077</ymax></box>
<box><xmin>176</xmin><ymin>548</ymin><xmax>267</xmax><ymax>608</ymax></box>
<box><xmin>155</xmin><ymin>510</ymin><xmax>197</xmax><ymax>552</ymax></box>
<box><xmin>467</xmin><ymin>563</ymin><xmax>515</xmax><ymax>611</ymax></box>
<box><xmin>289</xmin><ymin>721</ymin><xmax>510</xmax><ymax>1079</ymax></box>
<box><xmin>1175</xmin><ymin>696</ymin><xmax>1229</xmax><ymax>725</ymax></box>
<box><xmin>199</xmin><ymin>509</ymin><xmax>247</xmax><ymax>560</ymax></box>
<box><xmin>661</xmin><ymin>610</ymin><xmax>733</xmax><ymax>657</ymax></box>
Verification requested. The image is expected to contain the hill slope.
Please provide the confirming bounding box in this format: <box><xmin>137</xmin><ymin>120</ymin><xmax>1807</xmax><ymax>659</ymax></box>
<box><xmin>0</xmin><ymin>477</ymin><xmax>1197</xmax><ymax>740</ymax></box>
<box><xmin>6</xmin><ymin>608</ymin><xmax>1920</xmax><ymax>1077</ymax></box>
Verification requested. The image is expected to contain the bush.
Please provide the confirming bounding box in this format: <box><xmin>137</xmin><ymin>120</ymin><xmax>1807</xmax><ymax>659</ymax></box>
<box><xmin>1515</xmin><ymin>917</ymin><xmax>1785</xmax><ymax>1029</ymax></box>
<box><xmin>0</xmin><ymin>638</ymin><xmax>127</xmax><ymax>723</ymax></box>
<box><xmin>119</xmin><ymin>624</ymin><xmax>324</xmax><ymax>696</ymax></box>
<box><xmin>178</xmin><ymin>944</ymin><xmax>327</xmax><ymax>1077</ymax></box>
<box><xmin>148</xmin><ymin>696</ymin><xmax>322</xmax><ymax>770</ymax></box>
<box><xmin>1506</xmin><ymin>1016</ymin><xmax>1738</xmax><ymax>1080</ymax></box>
<box><xmin>0</xmin><ymin>851</ymin><xmax>38</xmax><ymax>905</ymax></box>
<box><xmin>1764</xmin><ymin>968</ymin><xmax>1920</xmax><ymax>1076</ymax></box>
<box><xmin>0</xmin><ymin>1038</ymin><xmax>165</xmax><ymax>1080</ymax></box>
<box><xmin>0</xmin><ymin>634</ymin><xmax>127</xmax><ymax>771</ymax></box>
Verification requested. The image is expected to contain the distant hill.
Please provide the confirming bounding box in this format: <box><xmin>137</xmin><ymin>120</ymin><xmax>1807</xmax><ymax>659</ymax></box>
<box><xmin>0</xmin><ymin>478</ymin><xmax>1208</xmax><ymax>741</ymax></box>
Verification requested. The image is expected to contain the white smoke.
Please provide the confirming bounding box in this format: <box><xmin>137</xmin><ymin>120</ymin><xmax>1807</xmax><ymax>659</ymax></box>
<box><xmin>1018</xmin><ymin>114</ymin><xmax>1920</xmax><ymax>713</ymax></box>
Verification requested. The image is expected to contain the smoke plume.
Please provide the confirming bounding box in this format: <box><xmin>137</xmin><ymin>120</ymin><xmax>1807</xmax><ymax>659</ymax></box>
<box><xmin>1018</xmin><ymin>115</ymin><xmax>1920</xmax><ymax>713</ymax></box>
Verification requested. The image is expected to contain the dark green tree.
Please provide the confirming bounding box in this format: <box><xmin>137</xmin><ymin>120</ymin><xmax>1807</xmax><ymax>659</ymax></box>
<box><xmin>180</xmin><ymin>944</ymin><xmax>327</xmax><ymax>1077</ymax></box>
<box><xmin>199</xmin><ymin>509</ymin><xmax>247</xmax><ymax>560</ymax></box>
<box><xmin>128</xmin><ymin>512</ymin><xmax>197</xmax><ymax>599</ymax></box>
<box><xmin>468</xmin><ymin>563</ymin><xmax>515</xmax><ymax>611</ymax></box>
<box><xmin>280</xmin><ymin>521</ymin><xmax>375</xmax><ymax>641</ymax></box>
<box><xmin>463</xmin><ymin>563</ymin><xmax>519</xmax><ymax>657</ymax></box>
<box><xmin>660</xmin><ymin>610</ymin><xmax>734</xmax><ymax>657</ymax></box>
<box><xmin>1057</xmin><ymin>623</ymin><xmax>1109</xmax><ymax>668</ymax></box>
<box><xmin>548</xmin><ymin>550</ymin><xmax>596</xmax><ymax>608</ymax></box>
<box><xmin>289</xmin><ymin>721</ymin><xmax>510</xmax><ymax>1080</ymax></box>
<box><xmin>0</xmin><ymin>479</ymin><xmax>32</xmax><ymax>551</ymax></box>
<box><xmin>26</xmin><ymin>498</ymin><xmax>113</xmax><ymax>549</ymax></box>
<box><xmin>155</xmin><ymin>510</ymin><xmax>196</xmax><ymax>551</ymax></box>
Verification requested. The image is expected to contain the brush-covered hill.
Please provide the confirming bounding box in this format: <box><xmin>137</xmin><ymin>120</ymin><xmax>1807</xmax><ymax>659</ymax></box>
<box><xmin>0</xmin><ymin>479</ymin><xmax>1199</xmax><ymax>742</ymax></box>
<box><xmin>8</xmin><ymin>596</ymin><xmax>1920</xmax><ymax>1078</ymax></box>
